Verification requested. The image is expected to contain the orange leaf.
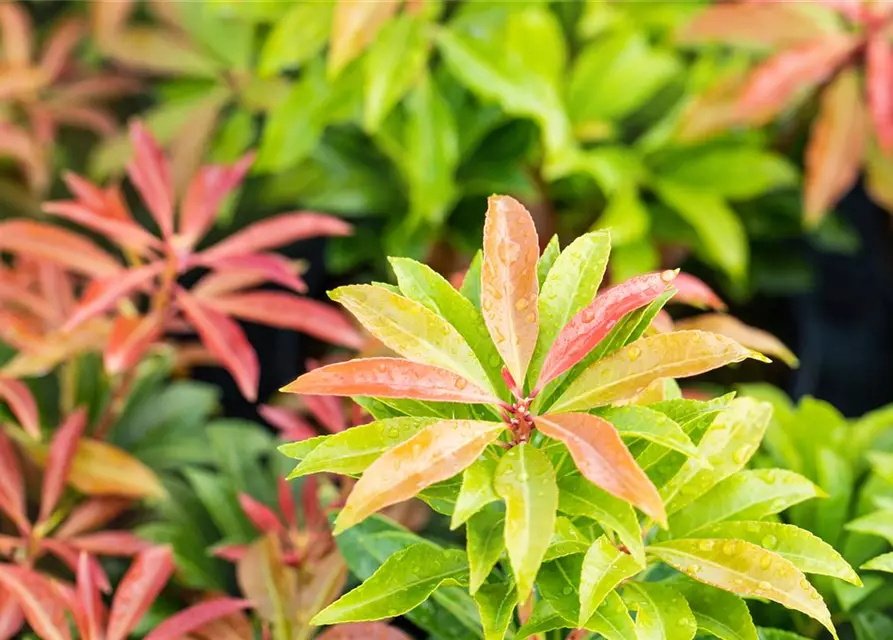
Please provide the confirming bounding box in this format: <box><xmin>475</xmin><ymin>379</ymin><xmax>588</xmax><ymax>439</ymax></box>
<box><xmin>0</xmin><ymin>3</ymin><xmax>33</xmax><ymax>68</ymax></box>
<box><xmin>537</xmin><ymin>412</ymin><xmax>665</xmax><ymax>525</ymax></box>
<box><xmin>318</xmin><ymin>623</ymin><xmax>413</xmax><ymax>639</ymax></box>
<box><xmin>0</xmin><ymin>220</ymin><xmax>120</xmax><ymax>277</ymax></box>
<box><xmin>65</xmin><ymin>263</ymin><xmax>163</xmax><ymax>331</ymax></box>
<box><xmin>675</xmin><ymin>313</ymin><xmax>798</xmax><ymax>368</ymax></box>
<box><xmin>40</xmin><ymin>18</ymin><xmax>84</xmax><ymax>81</ymax></box>
<box><xmin>867</xmin><ymin>35</ymin><xmax>893</xmax><ymax>152</ymax></box>
<box><xmin>0</xmin><ymin>566</ymin><xmax>70</xmax><ymax>640</ymax></box>
<box><xmin>334</xmin><ymin>420</ymin><xmax>506</xmax><ymax>533</ymax></box>
<box><xmin>106</xmin><ymin>547</ymin><xmax>174</xmax><ymax>640</ymax></box>
<box><xmin>39</xmin><ymin>409</ymin><xmax>88</xmax><ymax>523</ymax></box>
<box><xmin>0</xmin><ymin>379</ymin><xmax>40</xmax><ymax>439</ymax></box>
<box><xmin>105</xmin><ymin>313</ymin><xmax>162</xmax><ymax>375</ymax></box>
<box><xmin>804</xmin><ymin>68</ymin><xmax>866</xmax><ymax>226</ymax></box>
<box><xmin>678</xmin><ymin>2</ymin><xmax>830</xmax><ymax>49</ymax></box>
<box><xmin>481</xmin><ymin>196</ymin><xmax>540</xmax><ymax>387</ymax></box>
<box><xmin>329</xmin><ymin>0</ymin><xmax>400</xmax><ymax>78</ymax></box>
<box><xmin>281</xmin><ymin>358</ymin><xmax>499</xmax><ymax>404</ymax></box>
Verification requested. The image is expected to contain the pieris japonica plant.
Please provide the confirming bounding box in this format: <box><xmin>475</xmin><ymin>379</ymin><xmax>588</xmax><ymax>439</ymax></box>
<box><xmin>280</xmin><ymin>196</ymin><xmax>853</xmax><ymax>640</ymax></box>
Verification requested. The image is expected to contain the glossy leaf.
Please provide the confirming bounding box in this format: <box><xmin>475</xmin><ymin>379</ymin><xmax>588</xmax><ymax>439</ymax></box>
<box><xmin>579</xmin><ymin>535</ymin><xmax>642</xmax><ymax>625</ymax></box>
<box><xmin>672</xmin><ymin>273</ymin><xmax>727</xmax><ymax>311</ymax></box>
<box><xmin>480</xmin><ymin>195</ymin><xmax>540</xmax><ymax>386</ymax></box>
<box><xmin>75</xmin><ymin>551</ymin><xmax>103</xmax><ymax>640</ymax></box>
<box><xmin>623</xmin><ymin>581</ymin><xmax>696</xmax><ymax>640</ymax></box>
<box><xmin>451</xmin><ymin>457</ymin><xmax>499</xmax><ymax>529</ymax></box>
<box><xmin>0</xmin><ymin>379</ymin><xmax>39</xmax><ymax>439</ymax></box>
<box><xmin>65</xmin><ymin>262</ymin><xmax>164</xmax><ymax>331</ymax></box>
<box><xmin>552</xmin><ymin>331</ymin><xmax>765</xmax><ymax>413</ymax></box>
<box><xmin>473</xmin><ymin>579</ymin><xmax>517</xmax><ymax>640</ymax></box>
<box><xmin>676</xmin><ymin>314</ymin><xmax>798</xmax><ymax>368</ymax></box>
<box><xmin>862</xmin><ymin>552</ymin><xmax>893</xmax><ymax>573</ymax></box>
<box><xmin>0</xmin><ymin>566</ymin><xmax>70</xmax><ymax>640</ymax></box>
<box><xmin>846</xmin><ymin>509</ymin><xmax>893</xmax><ymax>544</ymax></box>
<box><xmin>538</xmin><ymin>412</ymin><xmax>665</xmax><ymax>525</ymax></box>
<box><xmin>330</xmin><ymin>285</ymin><xmax>493</xmax><ymax>393</ymax></box>
<box><xmin>544</xmin><ymin>517</ymin><xmax>592</xmax><ymax>562</ymax></box>
<box><xmin>671</xmin><ymin>576</ymin><xmax>759</xmax><ymax>640</ymax></box>
<box><xmin>648</xmin><ymin>539</ymin><xmax>836</xmax><ymax>639</ymax></box>
<box><xmin>467</xmin><ymin>504</ymin><xmax>506</xmax><ymax>594</ymax></box>
<box><xmin>106</xmin><ymin>546</ymin><xmax>175</xmax><ymax>640</ymax></box>
<box><xmin>493</xmin><ymin>443</ymin><xmax>557</xmax><ymax>601</ymax></box>
<box><xmin>537</xmin><ymin>234</ymin><xmax>560</xmax><ymax>287</ymax></box>
<box><xmin>461</xmin><ymin>250</ymin><xmax>483</xmax><ymax>309</ymax></box>
<box><xmin>597</xmin><ymin>405</ymin><xmax>701</xmax><ymax>460</ymax></box>
<box><xmin>334</xmin><ymin>420</ymin><xmax>504</xmax><ymax>533</ymax></box>
<box><xmin>312</xmin><ymin>543</ymin><xmax>468</xmax><ymax>625</ymax></box>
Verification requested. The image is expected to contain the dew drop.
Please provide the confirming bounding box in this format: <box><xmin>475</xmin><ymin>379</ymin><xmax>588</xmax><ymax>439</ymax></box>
<box><xmin>660</xmin><ymin>270</ymin><xmax>677</xmax><ymax>283</ymax></box>
<box><xmin>562</xmin><ymin>586</ymin><xmax>572</xmax><ymax>595</ymax></box>
<box><xmin>799</xmin><ymin>578</ymin><xmax>811</xmax><ymax>590</ymax></box>
<box><xmin>761</xmin><ymin>535</ymin><xmax>778</xmax><ymax>550</ymax></box>
<box><xmin>746</xmin><ymin>522</ymin><xmax>760</xmax><ymax>534</ymax></box>
<box><xmin>454</xmin><ymin>378</ymin><xmax>468</xmax><ymax>390</ymax></box>
<box><xmin>810</xmin><ymin>591</ymin><xmax>821</xmax><ymax>600</ymax></box>
<box><xmin>698</xmin><ymin>540</ymin><xmax>714</xmax><ymax>551</ymax></box>
<box><xmin>526</xmin><ymin>313</ymin><xmax>536</xmax><ymax>323</ymax></box>
<box><xmin>759</xmin><ymin>555</ymin><xmax>772</xmax><ymax>570</ymax></box>
<box><xmin>515</xmin><ymin>298</ymin><xmax>529</xmax><ymax>311</ymax></box>
<box><xmin>627</xmin><ymin>345</ymin><xmax>642</xmax><ymax>362</ymax></box>
<box><xmin>732</xmin><ymin>447</ymin><xmax>750</xmax><ymax>464</ymax></box>
<box><xmin>581</xmin><ymin>308</ymin><xmax>595</xmax><ymax>323</ymax></box>
<box><xmin>758</xmin><ymin>581</ymin><xmax>771</xmax><ymax>591</ymax></box>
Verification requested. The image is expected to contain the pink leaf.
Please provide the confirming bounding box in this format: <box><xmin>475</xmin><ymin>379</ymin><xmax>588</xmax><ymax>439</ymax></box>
<box><xmin>0</xmin><ymin>379</ymin><xmax>39</xmax><ymax>439</ymax></box>
<box><xmin>176</xmin><ymin>289</ymin><xmax>259</xmax><ymax>401</ymax></box>
<box><xmin>0</xmin><ymin>431</ymin><xmax>27</xmax><ymax>534</ymax></box>
<box><xmin>277</xmin><ymin>477</ymin><xmax>297</xmax><ymax>529</ymax></box>
<box><xmin>302</xmin><ymin>475</ymin><xmax>327</xmax><ymax>532</ymax></box>
<box><xmin>258</xmin><ymin>405</ymin><xmax>317</xmax><ymax>442</ymax></box>
<box><xmin>75</xmin><ymin>552</ymin><xmax>104</xmax><ymax>640</ymax></box>
<box><xmin>0</xmin><ymin>3</ymin><xmax>32</xmax><ymax>68</ymax></box>
<box><xmin>193</xmin><ymin>253</ymin><xmax>307</xmax><ymax>294</ymax></box>
<box><xmin>144</xmin><ymin>598</ymin><xmax>252</xmax><ymax>640</ymax></box>
<box><xmin>67</xmin><ymin>531</ymin><xmax>152</xmax><ymax>556</ymax></box>
<box><xmin>0</xmin><ymin>596</ymin><xmax>24</xmax><ymax>640</ymax></box>
<box><xmin>39</xmin><ymin>409</ymin><xmax>88</xmax><ymax>523</ymax></box>
<box><xmin>0</xmin><ymin>566</ymin><xmax>71</xmax><ymax>640</ymax></box>
<box><xmin>281</xmin><ymin>358</ymin><xmax>499</xmax><ymax>404</ymax></box>
<box><xmin>39</xmin><ymin>18</ymin><xmax>83</xmax><ymax>81</ymax></box>
<box><xmin>127</xmin><ymin>122</ymin><xmax>174</xmax><ymax>238</ymax></box>
<box><xmin>305</xmin><ymin>395</ymin><xmax>346</xmax><ymax>434</ymax></box>
<box><xmin>669</xmin><ymin>273</ymin><xmax>726</xmax><ymax>311</ymax></box>
<box><xmin>54</xmin><ymin>497</ymin><xmax>132</xmax><ymax>539</ymax></box>
<box><xmin>64</xmin><ymin>262</ymin><xmax>163</xmax><ymax>331</ymax></box>
<box><xmin>43</xmin><ymin>200</ymin><xmax>161</xmax><ymax>254</ymax></box>
<box><xmin>178</xmin><ymin>153</ymin><xmax>255</xmax><ymax>248</ymax></box>
<box><xmin>41</xmin><ymin>539</ymin><xmax>111</xmax><ymax>594</ymax></box>
<box><xmin>317</xmin><ymin>622</ymin><xmax>413</xmax><ymax>639</ymax></box>
<box><xmin>868</xmin><ymin>35</ymin><xmax>893</xmax><ymax>153</ymax></box>
<box><xmin>535</xmin><ymin>271</ymin><xmax>677</xmax><ymax>391</ymax></box>
<box><xmin>105</xmin><ymin>313</ymin><xmax>162</xmax><ymax>375</ymax></box>
<box><xmin>238</xmin><ymin>493</ymin><xmax>284</xmax><ymax>535</ymax></box>
<box><xmin>0</xmin><ymin>220</ymin><xmax>120</xmax><ymax>277</ymax></box>
<box><xmin>200</xmin><ymin>212</ymin><xmax>352</xmax><ymax>261</ymax></box>
<box><xmin>212</xmin><ymin>544</ymin><xmax>249</xmax><ymax>563</ymax></box>
<box><xmin>106</xmin><ymin>546</ymin><xmax>175</xmax><ymax>640</ymax></box>
<box><xmin>207</xmin><ymin>291</ymin><xmax>363</xmax><ymax>349</ymax></box>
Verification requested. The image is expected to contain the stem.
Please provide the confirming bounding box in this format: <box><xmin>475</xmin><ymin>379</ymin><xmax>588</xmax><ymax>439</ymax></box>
<box><xmin>59</xmin><ymin>358</ymin><xmax>79</xmax><ymax>416</ymax></box>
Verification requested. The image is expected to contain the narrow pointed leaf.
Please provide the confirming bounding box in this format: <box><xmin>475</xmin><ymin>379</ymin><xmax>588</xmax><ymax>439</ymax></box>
<box><xmin>282</xmin><ymin>358</ymin><xmax>498</xmax><ymax>405</ymax></box>
<box><xmin>474</xmin><ymin>579</ymin><xmax>517</xmax><ymax>640</ymax></box>
<box><xmin>330</xmin><ymin>285</ymin><xmax>493</xmax><ymax>393</ymax></box>
<box><xmin>536</xmin><ymin>271</ymin><xmax>676</xmax><ymax>390</ymax></box>
<box><xmin>328</xmin><ymin>0</ymin><xmax>400</xmax><ymax>78</ymax></box>
<box><xmin>451</xmin><ymin>457</ymin><xmax>499</xmax><ymax>529</ymax></box>
<box><xmin>334</xmin><ymin>420</ymin><xmax>504</xmax><ymax>533</ymax></box>
<box><xmin>39</xmin><ymin>408</ymin><xmax>88</xmax><ymax>523</ymax></box>
<box><xmin>128</xmin><ymin>123</ymin><xmax>174</xmax><ymax>238</ymax></box>
<box><xmin>670</xmin><ymin>576</ymin><xmax>759</xmax><ymax>640</ymax></box>
<box><xmin>845</xmin><ymin>509</ymin><xmax>893</xmax><ymax>544</ymax></box>
<box><xmin>675</xmin><ymin>314</ymin><xmax>798</xmax><ymax>368</ymax></box>
<box><xmin>552</xmin><ymin>331</ymin><xmax>765</xmax><ymax>413</ymax></box>
<box><xmin>0</xmin><ymin>220</ymin><xmax>121</xmax><ymax>277</ymax></box>
<box><xmin>0</xmin><ymin>379</ymin><xmax>39</xmax><ymax>439</ymax></box>
<box><xmin>467</xmin><ymin>505</ymin><xmax>506</xmax><ymax>594</ymax></box>
<box><xmin>671</xmin><ymin>273</ymin><xmax>726</xmax><ymax>311</ymax></box>
<box><xmin>868</xmin><ymin>35</ymin><xmax>893</xmax><ymax>152</ymax></box>
<box><xmin>537</xmin><ymin>554</ymin><xmax>585</xmax><ymax>624</ymax></box>
<box><xmin>544</xmin><ymin>517</ymin><xmax>592</xmax><ymax>561</ymax></box>
<box><xmin>862</xmin><ymin>552</ymin><xmax>893</xmax><ymax>573</ymax></box>
<box><xmin>144</xmin><ymin>598</ymin><xmax>252</xmax><ymax>640</ymax></box>
<box><xmin>493</xmin><ymin>443</ymin><xmax>557</xmax><ymax>602</ymax></box>
<box><xmin>0</xmin><ymin>431</ymin><xmax>27</xmax><ymax>532</ymax></box>
<box><xmin>312</xmin><ymin>544</ymin><xmax>467</xmax><ymax>625</ymax></box>
<box><xmin>678</xmin><ymin>2</ymin><xmax>831</xmax><ymax>49</ymax></box>
<box><xmin>623</xmin><ymin>581</ymin><xmax>696</xmax><ymax>640</ymax></box>
<box><xmin>105</xmin><ymin>313</ymin><xmax>162</xmax><ymax>374</ymax></box>
<box><xmin>579</xmin><ymin>536</ymin><xmax>643</xmax><ymax>625</ymax></box>
<box><xmin>480</xmin><ymin>195</ymin><xmax>540</xmax><ymax>385</ymax></box>
<box><xmin>43</xmin><ymin>199</ymin><xmax>162</xmax><ymax>254</ymax></box>
<box><xmin>201</xmin><ymin>212</ymin><xmax>351</xmax><ymax>260</ymax></box>
<box><xmin>648</xmin><ymin>539</ymin><xmax>836</xmax><ymax>639</ymax></box>
<box><xmin>461</xmin><ymin>250</ymin><xmax>483</xmax><ymax>309</ymax></box>
<box><xmin>596</xmin><ymin>406</ymin><xmax>700</xmax><ymax>459</ymax></box>
<box><xmin>537</xmin><ymin>234</ymin><xmax>561</xmax><ymax>287</ymax></box>
<box><xmin>76</xmin><ymin>552</ymin><xmax>104</xmax><ymax>640</ymax></box>
<box><xmin>538</xmin><ymin>412</ymin><xmax>665</xmax><ymax>525</ymax></box>
<box><xmin>0</xmin><ymin>566</ymin><xmax>70</xmax><ymax>640</ymax></box>
<box><xmin>65</xmin><ymin>262</ymin><xmax>164</xmax><ymax>331</ymax></box>
<box><xmin>238</xmin><ymin>493</ymin><xmax>284</xmax><ymax>534</ymax></box>
<box><xmin>107</xmin><ymin>546</ymin><xmax>175</xmax><ymax>640</ymax></box>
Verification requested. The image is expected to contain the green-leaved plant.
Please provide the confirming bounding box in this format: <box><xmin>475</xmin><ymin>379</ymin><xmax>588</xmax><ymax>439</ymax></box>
<box><xmin>278</xmin><ymin>196</ymin><xmax>853</xmax><ymax>639</ymax></box>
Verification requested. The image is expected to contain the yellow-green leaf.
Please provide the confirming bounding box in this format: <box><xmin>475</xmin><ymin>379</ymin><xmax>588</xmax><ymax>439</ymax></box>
<box><xmin>467</xmin><ymin>505</ymin><xmax>506</xmax><ymax>594</ymax></box>
<box><xmin>862</xmin><ymin>552</ymin><xmax>893</xmax><ymax>573</ymax></box>
<box><xmin>579</xmin><ymin>536</ymin><xmax>643</xmax><ymax>625</ymax></box>
<box><xmin>451</xmin><ymin>457</ymin><xmax>499</xmax><ymax>529</ymax></box>
<box><xmin>623</xmin><ymin>581</ymin><xmax>696</xmax><ymax>640</ymax></box>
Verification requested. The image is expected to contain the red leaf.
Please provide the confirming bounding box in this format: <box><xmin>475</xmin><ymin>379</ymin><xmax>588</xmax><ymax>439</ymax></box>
<box><xmin>67</xmin><ymin>531</ymin><xmax>152</xmax><ymax>556</ymax></box>
<box><xmin>0</xmin><ymin>379</ymin><xmax>40</xmax><ymax>439</ymax></box>
<box><xmin>317</xmin><ymin>622</ymin><xmax>413</xmax><ymax>640</ymax></box>
<box><xmin>0</xmin><ymin>431</ymin><xmax>27</xmax><ymax>534</ymax></box>
<box><xmin>277</xmin><ymin>477</ymin><xmax>297</xmax><ymax>529</ymax></box>
<box><xmin>193</xmin><ymin>253</ymin><xmax>307</xmax><ymax>294</ymax></box>
<box><xmin>238</xmin><ymin>493</ymin><xmax>284</xmax><ymax>535</ymax></box>
<box><xmin>537</xmin><ymin>412</ymin><xmax>666</xmax><ymax>525</ymax></box>
<box><xmin>179</xmin><ymin>153</ymin><xmax>255</xmax><ymax>248</ymax></box>
<box><xmin>0</xmin><ymin>566</ymin><xmax>71</xmax><ymax>640</ymax></box>
<box><xmin>43</xmin><ymin>200</ymin><xmax>161</xmax><ymax>254</ymax></box>
<box><xmin>868</xmin><ymin>35</ymin><xmax>893</xmax><ymax>152</ymax></box>
<box><xmin>106</xmin><ymin>546</ymin><xmax>175</xmax><ymax>640</ymax></box>
<box><xmin>258</xmin><ymin>405</ymin><xmax>317</xmax><ymax>442</ymax></box>
<box><xmin>0</xmin><ymin>596</ymin><xmax>24</xmax><ymax>640</ymax></box>
<box><xmin>176</xmin><ymin>288</ymin><xmax>259</xmax><ymax>401</ymax></box>
<box><xmin>804</xmin><ymin>68</ymin><xmax>866</xmax><ymax>226</ymax></box>
<box><xmin>304</xmin><ymin>396</ymin><xmax>346</xmax><ymax>434</ymax></box>
<box><xmin>75</xmin><ymin>552</ymin><xmax>104</xmax><ymax>640</ymax></box>
<box><xmin>651</xmin><ymin>310</ymin><xmax>675</xmax><ymax>334</ymax></box>
<box><xmin>144</xmin><ymin>598</ymin><xmax>252</xmax><ymax>640</ymax></box>
<box><xmin>481</xmin><ymin>195</ymin><xmax>540</xmax><ymax>386</ymax></box>
<box><xmin>54</xmin><ymin>497</ymin><xmax>132</xmax><ymax>539</ymax></box>
<box><xmin>105</xmin><ymin>313</ymin><xmax>162</xmax><ymax>374</ymax></box>
<box><xmin>39</xmin><ymin>409</ymin><xmax>88</xmax><ymax>523</ymax></box>
<box><xmin>190</xmin><ymin>269</ymin><xmax>269</xmax><ymax>299</ymax></box>
<box><xmin>678</xmin><ymin>2</ymin><xmax>829</xmax><ymax>49</ymax></box>
<box><xmin>737</xmin><ymin>35</ymin><xmax>857</xmax><ymax>125</ymax></box>
<box><xmin>64</xmin><ymin>262</ymin><xmax>163</xmax><ymax>331</ymax></box>
<box><xmin>535</xmin><ymin>271</ymin><xmax>677</xmax><ymax>391</ymax></box>
<box><xmin>41</xmin><ymin>539</ymin><xmax>111</xmax><ymax>594</ymax></box>
<box><xmin>207</xmin><ymin>291</ymin><xmax>363</xmax><ymax>349</ymax></box>
<box><xmin>127</xmin><ymin>122</ymin><xmax>174</xmax><ymax>238</ymax></box>
<box><xmin>0</xmin><ymin>220</ymin><xmax>120</xmax><ymax>277</ymax></box>
<box><xmin>212</xmin><ymin>544</ymin><xmax>248</xmax><ymax>563</ymax></box>
<box><xmin>282</xmin><ymin>358</ymin><xmax>498</xmax><ymax>404</ymax></box>
<box><xmin>670</xmin><ymin>273</ymin><xmax>726</xmax><ymax>311</ymax></box>
<box><xmin>40</xmin><ymin>17</ymin><xmax>83</xmax><ymax>81</ymax></box>
<box><xmin>200</xmin><ymin>212</ymin><xmax>351</xmax><ymax>261</ymax></box>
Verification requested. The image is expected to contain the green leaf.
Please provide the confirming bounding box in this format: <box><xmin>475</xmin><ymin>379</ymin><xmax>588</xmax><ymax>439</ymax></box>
<box><xmin>538</xmin><ymin>553</ymin><xmax>585</xmax><ymax>623</ymax></box>
<box><xmin>579</xmin><ymin>536</ymin><xmax>643</xmax><ymax>625</ymax></box>
<box><xmin>647</xmin><ymin>539</ymin><xmax>837</xmax><ymax>639</ymax></box>
<box><xmin>390</xmin><ymin>257</ymin><xmax>506</xmax><ymax>397</ymax></box>
<box><xmin>654</xmin><ymin>180</ymin><xmax>748</xmax><ymax>283</ymax></box>
<box><xmin>258</xmin><ymin>2</ymin><xmax>333</xmax><ymax>76</ymax></box>
<box><xmin>183</xmin><ymin>468</ymin><xmax>253</xmax><ymax>541</ymax></box>
<box><xmin>662</xmin><ymin>398</ymin><xmax>773</xmax><ymax>514</ymax></box>
<box><xmin>854</xmin><ymin>612</ymin><xmax>893</xmax><ymax>640</ymax></box>
<box><xmin>671</xmin><ymin>576</ymin><xmax>759</xmax><ymax>640</ymax></box>
<box><xmin>847</xmin><ymin>510</ymin><xmax>893</xmax><ymax>544</ymax></box>
<box><xmin>863</xmin><ymin>552</ymin><xmax>893</xmax><ymax>573</ymax></box>
<box><xmin>622</xmin><ymin>581</ymin><xmax>696</xmax><ymax>640</ymax></box>
<box><xmin>537</xmin><ymin>234</ymin><xmax>561</xmax><ymax>287</ymax></box>
<box><xmin>467</xmin><ymin>504</ymin><xmax>506</xmax><ymax>594</ymax></box>
<box><xmin>451</xmin><ymin>457</ymin><xmax>500</xmax><ymax>529</ymax></box>
<box><xmin>461</xmin><ymin>250</ymin><xmax>483</xmax><ymax>309</ymax></box>
<box><xmin>691</xmin><ymin>521</ymin><xmax>860</xmax><ymax>586</ymax></box>
<box><xmin>364</xmin><ymin>14</ymin><xmax>430</xmax><ymax>131</ymax></box>
<box><xmin>330</xmin><ymin>284</ymin><xmax>493</xmax><ymax>393</ymax></box>
<box><xmin>277</xmin><ymin>435</ymin><xmax>326</xmax><ymax>462</ymax></box>
<box><xmin>494</xmin><ymin>443</ymin><xmax>558</xmax><ymax>602</ymax></box>
<box><xmin>528</xmin><ymin>230</ymin><xmax>611</xmax><ymax>386</ymax></box>
<box><xmin>287</xmin><ymin>417</ymin><xmax>438</xmax><ymax>478</ymax></box>
<box><xmin>813</xmin><ymin>448</ymin><xmax>852</xmax><ymax>547</ymax></box>
<box><xmin>312</xmin><ymin>543</ymin><xmax>468</xmax><ymax>625</ymax></box>
<box><xmin>595</xmin><ymin>182</ymin><xmax>650</xmax><ymax>246</ymax></box>
<box><xmin>597</xmin><ymin>405</ymin><xmax>701</xmax><ymax>460</ymax></box>
<box><xmin>544</xmin><ymin>517</ymin><xmax>592</xmax><ymax>562</ymax></box>
<box><xmin>757</xmin><ymin>629</ymin><xmax>811</xmax><ymax>640</ymax></box>
<box><xmin>668</xmin><ymin>469</ymin><xmax>822</xmax><ymax>537</ymax></box>
<box><xmin>587</xmin><ymin>590</ymin><xmax>638</xmax><ymax>640</ymax></box>
<box><xmin>474</xmin><ymin>580</ymin><xmax>518</xmax><ymax>640</ymax></box>
<box><xmin>557</xmin><ymin>475</ymin><xmax>645</xmax><ymax>564</ymax></box>
<box><xmin>516</xmin><ymin>599</ymin><xmax>566</xmax><ymax>639</ymax></box>
<box><xmin>656</xmin><ymin>147</ymin><xmax>798</xmax><ymax>201</ymax></box>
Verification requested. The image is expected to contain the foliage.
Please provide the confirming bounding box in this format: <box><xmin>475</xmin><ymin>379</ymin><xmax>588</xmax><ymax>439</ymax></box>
<box><xmin>280</xmin><ymin>196</ymin><xmax>849</xmax><ymax>639</ymax></box>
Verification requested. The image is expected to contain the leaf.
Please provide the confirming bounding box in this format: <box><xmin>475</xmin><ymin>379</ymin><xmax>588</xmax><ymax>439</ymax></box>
<box><xmin>474</xmin><ymin>579</ymin><xmax>517</xmax><ymax>640</ymax></box>
<box><xmin>623</xmin><ymin>581</ymin><xmax>696</xmax><ymax>640</ymax></box>
<box><xmin>202</xmin><ymin>212</ymin><xmax>351</xmax><ymax>260</ymax></box>
<box><xmin>0</xmin><ymin>219</ymin><xmax>120</xmax><ymax>277</ymax></box>
<box><xmin>594</xmin><ymin>182</ymin><xmax>650</xmax><ymax>245</ymax></box>
<box><xmin>538</xmin><ymin>412</ymin><xmax>665</xmax><ymax>525</ymax></box>
<box><xmin>537</xmin><ymin>234</ymin><xmax>560</xmax><ymax>287</ymax></box>
<box><xmin>0</xmin><ymin>379</ymin><xmax>39</xmax><ymax>439</ymax></box>
<box><xmin>804</xmin><ymin>68</ymin><xmax>866</xmax><ymax>226</ymax></box>
<box><xmin>579</xmin><ymin>536</ymin><xmax>642</xmax><ymax>625</ymax></box>
<box><xmin>557</xmin><ymin>475</ymin><xmax>645</xmax><ymax>564</ymax></box>
<box><xmin>515</xmin><ymin>599</ymin><xmax>567</xmax><ymax>638</ymax></box>
<box><xmin>544</xmin><ymin>517</ymin><xmax>592</xmax><ymax>561</ymax></box>
<box><xmin>672</xmin><ymin>273</ymin><xmax>727</xmax><ymax>311</ymax></box>
<box><xmin>107</xmin><ymin>546</ymin><xmax>175</xmax><ymax>640</ymax></box>
<box><xmin>334</xmin><ymin>420</ymin><xmax>504</xmax><ymax>534</ymax></box>
<box><xmin>670</xmin><ymin>576</ymin><xmax>759</xmax><ymax>640</ymax></box>
<box><xmin>38</xmin><ymin>409</ymin><xmax>87</xmax><ymax>523</ymax></box>
<box><xmin>863</xmin><ymin>552</ymin><xmax>893</xmax><ymax>573</ymax></box>
<box><xmin>692</xmin><ymin>521</ymin><xmax>860</xmax><ymax>585</ymax></box>
<box><xmin>493</xmin><ymin>443</ymin><xmax>557</xmax><ymax>601</ymax></box>
<box><xmin>287</xmin><ymin>417</ymin><xmax>437</xmax><ymax>478</ymax></box>
<box><xmin>675</xmin><ymin>314</ymin><xmax>798</xmax><ymax>368</ymax></box>
<box><xmin>64</xmin><ymin>262</ymin><xmax>164</xmax><ymax>331</ymax></box>
<box><xmin>586</xmin><ymin>589</ymin><xmax>638</xmax><ymax>640</ymax></box>
<box><xmin>846</xmin><ymin>509</ymin><xmax>893</xmax><ymax>544</ymax></box>
<box><xmin>105</xmin><ymin>313</ymin><xmax>162</xmax><ymax>374</ymax></box>
<box><xmin>316</xmin><ymin>623</ymin><xmax>412</xmax><ymax>640</ymax></box>
<box><xmin>596</xmin><ymin>405</ymin><xmax>700</xmax><ymax>459</ymax></box>
<box><xmin>653</xmin><ymin>181</ymin><xmax>748</xmax><ymax>283</ymax></box>
<box><xmin>461</xmin><ymin>250</ymin><xmax>483</xmax><ymax>309</ymax></box>
<box><xmin>127</xmin><ymin>122</ymin><xmax>175</xmax><ymax>238</ymax></box>
<box><xmin>451</xmin><ymin>457</ymin><xmax>499</xmax><ymax>529</ymax></box>
<box><xmin>668</xmin><ymin>469</ymin><xmax>822</xmax><ymax>537</ymax></box>
<box><xmin>0</xmin><ymin>566</ymin><xmax>69</xmax><ymax>640</ymax></box>
<box><xmin>552</xmin><ymin>331</ymin><xmax>764</xmax><ymax>413</ymax></box>
<box><xmin>467</xmin><ymin>504</ymin><xmax>506</xmax><ymax>594</ymax></box>
<box><xmin>328</xmin><ymin>0</ymin><xmax>400</xmax><ymax>79</ymax></box>
<box><xmin>329</xmin><ymin>285</ymin><xmax>494</xmax><ymax>394</ymax></box>
<box><xmin>258</xmin><ymin>2</ymin><xmax>333</xmax><ymax>76</ymax></box>
<box><xmin>101</xmin><ymin>26</ymin><xmax>219</xmax><ymax>76</ymax></box>
<box><xmin>480</xmin><ymin>195</ymin><xmax>540</xmax><ymax>386</ymax></box>
<box><xmin>312</xmin><ymin>543</ymin><xmax>468</xmax><ymax>625</ymax></box>
<box><xmin>678</xmin><ymin>3</ymin><xmax>833</xmax><ymax>49</ymax></box>
<box><xmin>144</xmin><ymin>598</ymin><xmax>252</xmax><ymax>640</ymax></box>
<box><xmin>854</xmin><ymin>612</ymin><xmax>893</xmax><ymax>640</ymax></box>
<box><xmin>528</xmin><ymin>230</ymin><xmax>610</xmax><ymax>386</ymax></box>
<box><xmin>647</xmin><ymin>539</ymin><xmax>837</xmax><ymax>639</ymax></box>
